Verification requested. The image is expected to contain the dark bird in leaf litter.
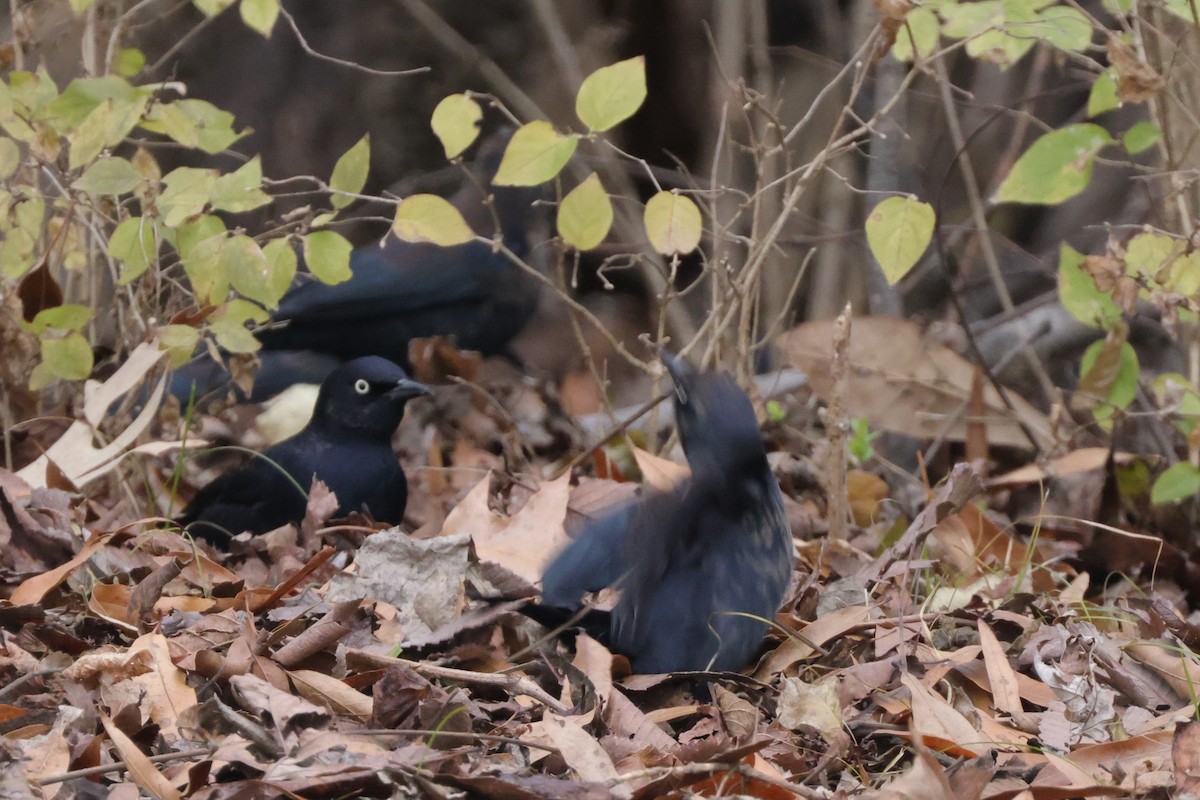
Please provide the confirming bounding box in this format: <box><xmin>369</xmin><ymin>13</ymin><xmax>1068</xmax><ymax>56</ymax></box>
<box><xmin>170</xmin><ymin>133</ymin><xmax>543</xmax><ymax>405</ymax></box>
<box><xmin>177</xmin><ymin>356</ymin><xmax>431</xmax><ymax>544</ymax></box>
<box><xmin>539</xmin><ymin>352</ymin><xmax>794</xmax><ymax>674</ymax></box>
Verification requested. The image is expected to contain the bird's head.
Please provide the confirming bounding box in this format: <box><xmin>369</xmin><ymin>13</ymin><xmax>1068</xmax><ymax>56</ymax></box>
<box><xmin>313</xmin><ymin>356</ymin><xmax>432</xmax><ymax>438</ymax></box>
<box><xmin>661</xmin><ymin>352</ymin><xmax>769</xmax><ymax>482</ymax></box>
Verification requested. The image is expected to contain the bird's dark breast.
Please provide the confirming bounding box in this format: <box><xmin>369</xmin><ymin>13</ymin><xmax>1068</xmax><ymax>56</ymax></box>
<box><xmin>319</xmin><ymin>443</ymin><xmax>407</xmax><ymax>522</ymax></box>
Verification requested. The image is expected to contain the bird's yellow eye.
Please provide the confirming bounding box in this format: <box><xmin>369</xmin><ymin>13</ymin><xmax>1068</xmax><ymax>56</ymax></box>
<box><xmin>354</xmin><ymin>379</ymin><xmax>370</xmax><ymax>395</ymax></box>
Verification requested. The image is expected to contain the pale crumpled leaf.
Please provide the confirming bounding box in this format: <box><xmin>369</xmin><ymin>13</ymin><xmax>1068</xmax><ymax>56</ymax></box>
<box><xmin>327</xmin><ymin>529</ymin><xmax>470</xmax><ymax>641</ymax></box>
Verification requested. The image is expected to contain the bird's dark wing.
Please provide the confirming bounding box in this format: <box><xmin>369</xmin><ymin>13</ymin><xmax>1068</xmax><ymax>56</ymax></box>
<box><xmin>612</xmin><ymin>479</ymin><xmax>793</xmax><ymax>674</ymax></box>
<box><xmin>177</xmin><ymin>434</ymin><xmax>317</xmax><ymax>543</ymax></box>
<box><xmin>273</xmin><ymin>241</ymin><xmax>504</xmax><ymax>324</ymax></box>
<box><xmin>541</xmin><ymin>501</ymin><xmax>639</xmax><ymax>609</ymax></box>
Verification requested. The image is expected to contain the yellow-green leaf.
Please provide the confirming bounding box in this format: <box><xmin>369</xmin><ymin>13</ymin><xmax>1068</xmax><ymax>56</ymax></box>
<box><xmin>176</xmin><ymin>215</ymin><xmax>227</xmax><ymax>262</ymax></box>
<box><xmin>576</xmin><ymin>56</ymin><xmax>647</xmax><ymax>133</ymax></box>
<box><xmin>109</xmin><ymin>216</ymin><xmax>159</xmax><ymax>284</ymax></box>
<box><xmin>492</xmin><ymin>121</ymin><xmax>578</xmax><ymax>187</ymax></box>
<box><xmin>1057</xmin><ymin>243</ymin><xmax>1120</xmax><ymax>329</ymax></box>
<box><xmin>303</xmin><ymin>230</ymin><xmax>353</xmax><ymax>285</ymax></box>
<box><xmin>240</xmin><ymin>0</ymin><xmax>280</xmax><ymax>36</ymax></box>
<box><xmin>430</xmin><ymin>94</ymin><xmax>482</xmax><ymax>160</ymax></box>
<box><xmin>159</xmin><ymin>324</ymin><xmax>200</xmax><ymax>368</ymax></box>
<box><xmin>114</xmin><ymin>48</ymin><xmax>146</xmax><ymax>78</ymax></box>
<box><xmin>209</xmin><ymin>297</ymin><xmax>269</xmax><ymax>354</ymax></box>
<box><xmin>392</xmin><ymin>194</ymin><xmax>475</xmax><ymax>246</ymax></box>
<box><xmin>1122</xmin><ymin>121</ymin><xmax>1160</xmax><ymax>155</ymax></box>
<box><xmin>891</xmin><ymin>7</ymin><xmax>940</xmax><ymax>63</ymax></box>
<box><xmin>263</xmin><ymin>238</ymin><xmax>298</xmax><ymax>303</ymax></box>
<box><xmin>224</xmin><ymin>234</ymin><xmax>278</xmax><ymax>308</ymax></box>
<box><xmin>1088</xmin><ymin>70</ymin><xmax>1119</xmax><ymax>117</ymax></box>
<box><xmin>865</xmin><ymin>196</ymin><xmax>935</xmax><ymax>284</ymax></box>
<box><xmin>76</xmin><ymin>157</ymin><xmax>142</xmax><ymax>195</ymax></box>
<box><xmin>0</xmin><ymin>226</ymin><xmax>38</xmax><ymax>279</ymax></box>
<box><xmin>211</xmin><ymin>156</ymin><xmax>271</xmax><ymax>213</ymax></box>
<box><xmin>181</xmin><ymin>230</ymin><xmax>229</xmax><ymax>304</ymax></box>
<box><xmin>1151</xmin><ymin>461</ymin><xmax>1200</xmax><ymax>505</ymax></box>
<box><xmin>67</xmin><ymin>98</ymin><xmax>114</xmax><ymax>170</ymax></box>
<box><xmin>994</xmin><ymin>124</ymin><xmax>1113</xmax><ymax>205</ymax></box>
<box><xmin>40</xmin><ymin>332</ymin><xmax>94</xmax><ymax>382</ymax></box>
<box><xmin>1126</xmin><ymin>231</ymin><xmax>1200</xmax><ymax>296</ymax></box>
<box><xmin>0</xmin><ymin>138</ymin><xmax>21</xmax><ymax>180</ymax></box>
<box><xmin>142</xmin><ymin>99</ymin><xmax>242</xmax><ymax>155</ymax></box>
<box><xmin>557</xmin><ymin>172</ymin><xmax>612</xmax><ymax>251</ymax></box>
<box><xmin>27</xmin><ymin>304</ymin><xmax>92</xmax><ymax>334</ymax></box>
<box><xmin>159</xmin><ymin>166</ymin><xmax>218</xmax><ymax>227</ymax></box>
<box><xmin>68</xmin><ymin>0</ymin><xmax>96</xmax><ymax>13</ymax></box>
<box><xmin>193</xmin><ymin>0</ymin><xmax>236</xmax><ymax>15</ymax></box>
<box><xmin>330</xmin><ymin>134</ymin><xmax>370</xmax><ymax>209</ymax></box>
<box><xmin>643</xmin><ymin>191</ymin><xmax>703</xmax><ymax>256</ymax></box>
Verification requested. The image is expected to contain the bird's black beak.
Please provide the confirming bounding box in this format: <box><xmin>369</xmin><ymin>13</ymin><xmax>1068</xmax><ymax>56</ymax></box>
<box><xmin>387</xmin><ymin>378</ymin><xmax>433</xmax><ymax>401</ymax></box>
<box><xmin>661</xmin><ymin>351</ymin><xmax>692</xmax><ymax>402</ymax></box>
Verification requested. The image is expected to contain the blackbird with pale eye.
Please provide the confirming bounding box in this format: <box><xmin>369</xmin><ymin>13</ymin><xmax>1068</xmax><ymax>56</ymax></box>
<box><xmin>540</xmin><ymin>352</ymin><xmax>794</xmax><ymax>674</ymax></box>
<box><xmin>177</xmin><ymin>356</ymin><xmax>430</xmax><ymax>544</ymax></box>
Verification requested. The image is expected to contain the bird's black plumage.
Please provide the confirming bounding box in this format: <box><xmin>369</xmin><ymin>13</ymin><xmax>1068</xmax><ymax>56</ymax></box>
<box><xmin>540</xmin><ymin>353</ymin><xmax>794</xmax><ymax>674</ymax></box>
<box><xmin>177</xmin><ymin>356</ymin><xmax>430</xmax><ymax>544</ymax></box>
<box><xmin>168</xmin><ymin>135</ymin><xmax>544</xmax><ymax>405</ymax></box>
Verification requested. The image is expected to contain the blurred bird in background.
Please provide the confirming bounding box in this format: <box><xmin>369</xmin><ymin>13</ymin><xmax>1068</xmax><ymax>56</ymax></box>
<box><xmin>539</xmin><ymin>352</ymin><xmax>794</xmax><ymax>674</ymax></box>
<box><xmin>171</xmin><ymin>131</ymin><xmax>544</xmax><ymax>405</ymax></box>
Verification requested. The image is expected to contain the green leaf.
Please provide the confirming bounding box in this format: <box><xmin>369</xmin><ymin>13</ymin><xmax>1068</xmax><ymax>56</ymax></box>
<box><xmin>181</xmin><ymin>229</ymin><xmax>229</xmax><ymax>303</ymax></box>
<box><xmin>69</xmin><ymin>0</ymin><xmax>97</xmax><ymax>11</ymax></box>
<box><xmin>492</xmin><ymin>121</ymin><xmax>578</xmax><ymax>186</ymax></box>
<box><xmin>114</xmin><ymin>48</ymin><xmax>146</xmax><ymax>78</ymax></box>
<box><xmin>430</xmin><ymin>95</ymin><xmax>482</xmax><ymax>160</ymax></box>
<box><xmin>0</xmin><ymin>226</ymin><xmax>38</xmax><ymax>279</ymax></box>
<box><xmin>67</xmin><ymin>98</ymin><xmax>115</xmax><ymax>170</ymax></box>
<box><xmin>1122</xmin><ymin>121</ymin><xmax>1160</xmax><ymax>155</ymax></box>
<box><xmin>1057</xmin><ymin>243</ymin><xmax>1121</xmax><ymax>329</ymax></box>
<box><xmin>557</xmin><ymin>173</ymin><xmax>613</xmax><ymax>251</ymax></box>
<box><xmin>1163</xmin><ymin>0</ymin><xmax>1200</xmax><ymax>22</ymax></box>
<box><xmin>75</xmin><ymin>157</ymin><xmax>142</xmax><ymax>195</ymax></box>
<box><xmin>644</xmin><ymin>191</ymin><xmax>703</xmax><ymax>256</ymax></box>
<box><xmin>1126</xmin><ymin>231</ymin><xmax>1200</xmax><ymax>296</ymax></box>
<box><xmin>1088</xmin><ymin>71</ymin><xmax>1120</xmax><ymax>117</ymax></box>
<box><xmin>1023</xmin><ymin>6</ymin><xmax>1092</xmax><ymax>52</ymax></box>
<box><xmin>159</xmin><ymin>324</ymin><xmax>200</xmax><ymax>369</ymax></box>
<box><xmin>159</xmin><ymin>166</ymin><xmax>218</xmax><ymax>227</ymax></box>
<box><xmin>575</xmin><ymin>56</ymin><xmax>647</xmax><ymax>132</ymax></box>
<box><xmin>1151</xmin><ymin>461</ymin><xmax>1200</xmax><ymax>505</ymax></box>
<box><xmin>865</xmin><ymin>196</ymin><xmax>935</xmax><ymax>283</ymax></box>
<box><xmin>28</xmin><ymin>304</ymin><xmax>93</xmax><ymax>334</ymax></box>
<box><xmin>240</xmin><ymin>0</ymin><xmax>280</xmax><ymax>36</ymax></box>
<box><xmin>1078</xmin><ymin>338</ymin><xmax>1138</xmax><ymax>426</ymax></box>
<box><xmin>46</xmin><ymin>76</ymin><xmax>138</xmax><ymax>128</ymax></box>
<box><xmin>142</xmin><ymin>99</ymin><xmax>242</xmax><ymax>154</ymax></box>
<box><xmin>303</xmin><ymin>230</ymin><xmax>353</xmax><ymax>285</ymax></box>
<box><xmin>209</xmin><ymin>298</ymin><xmax>268</xmax><ymax>353</ymax></box>
<box><xmin>392</xmin><ymin>194</ymin><xmax>476</xmax><ymax>246</ymax></box>
<box><xmin>109</xmin><ymin>216</ymin><xmax>160</xmax><ymax>284</ymax></box>
<box><xmin>263</xmin><ymin>238</ymin><xmax>298</xmax><ymax>304</ymax></box>
<box><xmin>40</xmin><ymin>331</ymin><xmax>94</xmax><ymax>382</ymax></box>
<box><xmin>330</xmin><ymin>135</ymin><xmax>370</xmax><ymax>209</ymax></box>
<box><xmin>210</xmin><ymin>156</ymin><xmax>271</xmax><ymax>213</ymax></box>
<box><xmin>891</xmin><ymin>7</ymin><xmax>940</xmax><ymax>63</ymax></box>
<box><xmin>994</xmin><ymin>123</ymin><xmax>1114</xmax><ymax>205</ymax></box>
<box><xmin>193</xmin><ymin>0</ymin><xmax>237</xmax><ymax>15</ymax></box>
<box><xmin>1152</xmin><ymin>373</ymin><xmax>1200</xmax><ymax>436</ymax></box>
<box><xmin>0</xmin><ymin>137</ymin><xmax>20</xmax><ymax>180</ymax></box>
<box><xmin>176</xmin><ymin>215</ymin><xmax>227</xmax><ymax>262</ymax></box>
<box><xmin>224</xmin><ymin>234</ymin><xmax>277</xmax><ymax>308</ymax></box>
